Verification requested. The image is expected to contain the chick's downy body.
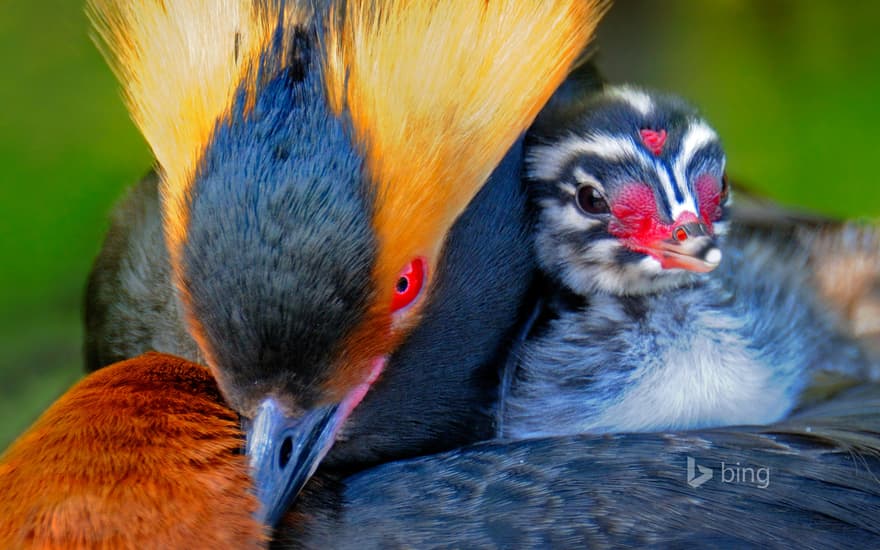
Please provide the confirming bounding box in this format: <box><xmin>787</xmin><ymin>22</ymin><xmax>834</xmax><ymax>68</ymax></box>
<box><xmin>501</xmin><ymin>86</ymin><xmax>875</xmax><ymax>438</ymax></box>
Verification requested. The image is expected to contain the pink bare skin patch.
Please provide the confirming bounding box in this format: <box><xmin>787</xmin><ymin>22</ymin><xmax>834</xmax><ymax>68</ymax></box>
<box><xmin>609</xmin><ymin>183</ymin><xmax>669</xmax><ymax>245</ymax></box>
<box><xmin>639</xmin><ymin>129</ymin><xmax>667</xmax><ymax>156</ymax></box>
<box><xmin>608</xmin><ymin>182</ymin><xmax>718</xmax><ymax>272</ymax></box>
<box><xmin>695</xmin><ymin>174</ymin><xmax>723</xmax><ymax>223</ymax></box>
<box><xmin>337</xmin><ymin>355</ymin><xmax>387</xmax><ymax>423</ymax></box>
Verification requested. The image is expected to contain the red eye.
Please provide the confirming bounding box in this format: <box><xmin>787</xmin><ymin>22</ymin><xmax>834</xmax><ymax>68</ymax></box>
<box><xmin>390</xmin><ymin>257</ymin><xmax>427</xmax><ymax>313</ymax></box>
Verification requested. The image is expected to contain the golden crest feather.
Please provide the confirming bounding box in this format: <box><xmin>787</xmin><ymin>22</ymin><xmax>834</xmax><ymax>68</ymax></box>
<box><xmin>325</xmin><ymin>0</ymin><xmax>609</xmax><ymax>309</ymax></box>
<box><xmin>87</xmin><ymin>0</ymin><xmax>306</xmax><ymax>273</ymax></box>
<box><xmin>88</xmin><ymin>0</ymin><xmax>608</xmax><ymax>377</ymax></box>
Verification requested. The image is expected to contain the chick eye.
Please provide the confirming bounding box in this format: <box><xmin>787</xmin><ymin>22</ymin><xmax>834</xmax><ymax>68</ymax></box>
<box><xmin>576</xmin><ymin>184</ymin><xmax>609</xmax><ymax>215</ymax></box>
<box><xmin>720</xmin><ymin>173</ymin><xmax>730</xmax><ymax>202</ymax></box>
<box><xmin>390</xmin><ymin>257</ymin><xmax>426</xmax><ymax>313</ymax></box>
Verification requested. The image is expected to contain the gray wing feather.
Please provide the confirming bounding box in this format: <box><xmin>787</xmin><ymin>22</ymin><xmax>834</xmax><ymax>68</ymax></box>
<box><xmin>84</xmin><ymin>171</ymin><xmax>200</xmax><ymax>370</ymax></box>
<box><xmin>287</xmin><ymin>384</ymin><xmax>880</xmax><ymax>549</ymax></box>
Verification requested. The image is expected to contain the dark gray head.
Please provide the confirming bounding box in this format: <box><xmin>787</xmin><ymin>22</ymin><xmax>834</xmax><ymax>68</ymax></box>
<box><xmin>527</xmin><ymin>86</ymin><xmax>730</xmax><ymax>296</ymax></box>
<box><xmin>174</xmin><ymin>28</ymin><xmax>393</xmax><ymax>527</ymax></box>
<box><xmin>93</xmin><ymin>0</ymin><xmax>608</xmax><ymax>528</ymax></box>
<box><xmin>181</xmin><ymin>43</ymin><xmax>377</xmax><ymax>418</ymax></box>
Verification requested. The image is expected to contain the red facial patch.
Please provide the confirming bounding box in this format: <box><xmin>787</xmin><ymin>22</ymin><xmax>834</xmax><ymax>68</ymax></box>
<box><xmin>672</xmin><ymin>211</ymin><xmax>700</xmax><ymax>228</ymax></box>
<box><xmin>695</xmin><ymin>174</ymin><xmax>723</xmax><ymax>224</ymax></box>
<box><xmin>608</xmin><ymin>183</ymin><xmax>705</xmax><ymax>267</ymax></box>
<box><xmin>609</xmin><ymin>183</ymin><xmax>668</xmax><ymax>244</ymax></box>
<box><xmin>639</xmin><ymin>129</ymin><xmax>667</xmax><ymax>156</ymax></box>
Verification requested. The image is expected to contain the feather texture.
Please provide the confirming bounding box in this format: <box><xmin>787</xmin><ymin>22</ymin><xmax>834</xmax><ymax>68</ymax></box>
<box><xmin>88</xmin><ymin>0</ymin><xmax>308</xmax><ymax>288</ymax></box>
<box><xmin>285</xmin><ymin>384</ymin><xmax>880</xmax><ymax>548</ymax></box>
<box><xmin>0</xmin><ymin>353</ymin><xmax>264</xmax><ymax>548</ymax></box>
<box><xmin>88</xmin><ymin>0</ymin><xmax>608</xmax><ymax>386</ymax></box>
<box><xmin>325</xmin><ymin>0</ymin><xmax>608</xmax><ymax>318</ymax></box>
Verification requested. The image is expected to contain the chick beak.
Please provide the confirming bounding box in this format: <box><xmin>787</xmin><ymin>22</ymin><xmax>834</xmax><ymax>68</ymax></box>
<box><xmin>245</xmin><ymin>357</ymin><xmax>387</xmax><ymax>528</ymax></box>
<box><xmin>653</xmin><ymin>222</ymin><xmax>722</xmax><ymax>273</ymax></box>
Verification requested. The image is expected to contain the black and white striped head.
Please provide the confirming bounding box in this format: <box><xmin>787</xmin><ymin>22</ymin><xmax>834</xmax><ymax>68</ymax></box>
<box><xmin>527</xmin><ymin>86</ymin><xmax>730</xmax><ymax>296</ymax></box>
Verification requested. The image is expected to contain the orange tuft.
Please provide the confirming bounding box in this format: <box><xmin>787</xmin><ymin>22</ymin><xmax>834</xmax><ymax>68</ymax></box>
<box><xmin>323</xmin><ymin>0</ymin><xmax>609</xmax><ymax>375</ymax></box>
<box><xmin>87</xmin><ymin>0</ymin><xmax>307</xmax><ymax>303</ymax></box>
<box><xmin>88</xmin><ymin>0</ymin><xmax>309</xmax><ymax>373</ymax></box>
<box><xmin>88</xmin><ymin>0</ymin><xmax>609</xmax><ymax>400</ymax></box>
<box><xmin>0</xmin><ymin>353</ymin><xmax>265</xmax><ymax>549</ymax></box>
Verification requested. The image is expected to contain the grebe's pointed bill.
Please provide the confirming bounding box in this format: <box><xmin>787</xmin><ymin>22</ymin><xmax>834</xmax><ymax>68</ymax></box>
<box><xmin>246</xmin><ymin>357</ymin><xmax>386</xmax><ymax>528</ymax></box>
<box><xmin>246</xmin><ymin>398</ymin><xmax>339</xmax><ymax>528</ymax></box>
<box><xmin>89</xmin><ymin>0</ymin><xmax>610</xmax><ymax>526</ymax></box>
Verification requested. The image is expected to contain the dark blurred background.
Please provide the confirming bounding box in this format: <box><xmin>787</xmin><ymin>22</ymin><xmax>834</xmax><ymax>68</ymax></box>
<box><xmin>1</xmin><ymin>1</ymin><xmax>879</xmax><ymax>449</ymax></box>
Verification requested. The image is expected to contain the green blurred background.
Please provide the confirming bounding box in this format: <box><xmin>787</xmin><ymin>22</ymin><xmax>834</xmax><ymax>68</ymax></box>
<box><xmin>1</xmin><ymin>0</ymin><xmax>878</xmax><ymax>450</ymax></box>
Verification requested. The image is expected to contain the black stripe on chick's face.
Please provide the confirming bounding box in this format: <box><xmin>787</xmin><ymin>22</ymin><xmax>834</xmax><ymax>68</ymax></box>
<box><xmin>526</xmin><ymin>87</ymin><xmax>727</xmax><ymax>296</ymax></box>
